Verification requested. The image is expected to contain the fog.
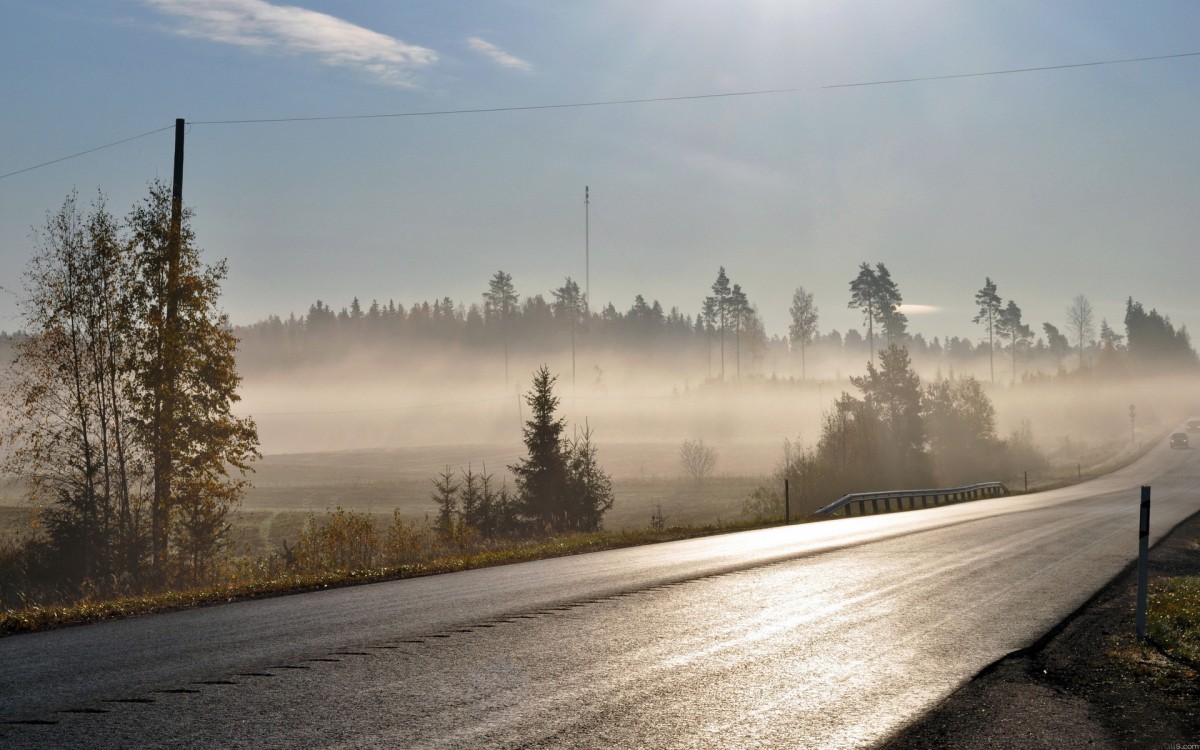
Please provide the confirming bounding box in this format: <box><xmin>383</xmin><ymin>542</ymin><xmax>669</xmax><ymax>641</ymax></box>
<box><xmin>237</xmin><ymin>347</ymin><xmax>813</xmax><ymax>478</ymax></box>
<box><xmin>236</xmin><ymin>342</ymin><xmax>1200</xmax><ymax>482</ymax></box>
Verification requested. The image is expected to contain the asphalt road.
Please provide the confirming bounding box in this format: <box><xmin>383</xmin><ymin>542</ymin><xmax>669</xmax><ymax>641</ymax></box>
<box><xmin>3</xmin><ymin>440</ymin><xmax>1198</xmax><ymax>748</ymax></box>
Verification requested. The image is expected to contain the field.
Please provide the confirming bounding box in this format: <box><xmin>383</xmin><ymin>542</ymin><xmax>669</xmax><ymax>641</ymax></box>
<box><xmin>0</xmin><ymin>428</ymin><xmax>1165</xmax><ymax>563</ymax></box>
<box><xmin>228</xmin><ymin>440</ymin><xmax>773</xmax><ymax>557</ymax></box>
<box><xmin>0</xmin><ymin>441</ymin><xmax>774</xmax><ymax>561</ymax></box>
<box><xmin>2</xmin><ymin>364</ymin><xmax>1189</xmax><ymax>562</ymax></box>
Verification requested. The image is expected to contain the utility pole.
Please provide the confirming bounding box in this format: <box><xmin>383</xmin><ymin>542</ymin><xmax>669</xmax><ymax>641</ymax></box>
<box><xmin>169</xmin><ymin>117</ymin><xmax>184</xmax><ymax>326</ymax></box>
<box><xmin>153</xmin><ymin>117</ymin><xmax>184</xmax><ymax>574</ymax></box>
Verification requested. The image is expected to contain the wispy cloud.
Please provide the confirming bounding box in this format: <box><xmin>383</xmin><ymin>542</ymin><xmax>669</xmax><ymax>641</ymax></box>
<box><xmin>467</xmin><ymin>37</ymin><xmax>532</xmax><ymax>72</ymax></box>
<box><xmin>143</xmin><ymin>0</ymin><xmax>437</xmax><ymax>85</ymax></box>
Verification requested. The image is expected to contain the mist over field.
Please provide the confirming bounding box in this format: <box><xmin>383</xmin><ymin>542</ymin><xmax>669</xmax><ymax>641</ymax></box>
<box><xmin>235</xmin><ymin>333</ymin><xmax>1200</xmax><ymax>454</ymax></box>
<box><xmin>230</xmin><ymin>327</ymin><xmax>1200</xmax><ymax>536</ymax></box>
<box><xmin>4</xmin><ymin>286</ymin><xmax>1196</xmax><ymax>535</ymax></box>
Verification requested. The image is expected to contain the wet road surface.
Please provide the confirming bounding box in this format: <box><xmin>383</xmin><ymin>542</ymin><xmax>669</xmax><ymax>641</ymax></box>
<box><xmin>3</xmin><ymin>441</ymin><xmax>1198</xmax><ymax>747</ymax></box>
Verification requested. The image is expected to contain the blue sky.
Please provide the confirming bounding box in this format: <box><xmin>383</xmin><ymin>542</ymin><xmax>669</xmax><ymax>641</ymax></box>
<box><xmin>3</xmin><ymin>1</ymin><xmax>1200</xmax><ymax>342</ymax></box>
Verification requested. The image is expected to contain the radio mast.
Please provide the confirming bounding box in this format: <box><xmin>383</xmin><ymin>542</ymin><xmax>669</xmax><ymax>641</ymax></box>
<box><xmin>584</xmin><ymin>185</ymin><xmax>590</xmax><ymax>311</ymax></box>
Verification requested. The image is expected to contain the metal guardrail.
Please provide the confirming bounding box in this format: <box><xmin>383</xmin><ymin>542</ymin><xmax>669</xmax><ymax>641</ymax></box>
<box><xmin>812</xmin><ymin>481</ymin><xmax>1010</xmax><ymax>518</ymax></box>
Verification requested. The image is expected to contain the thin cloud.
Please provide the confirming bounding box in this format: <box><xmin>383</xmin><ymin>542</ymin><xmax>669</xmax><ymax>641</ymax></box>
<box><xmin>143</xmin><ymin>0</ymin><xmax>437</xmax><ymax>85</ymax></box>
<box><xmin>467</xmin><ymin>37</ymin><xmax>533</xmax><ymax>72</ymax></box>
<box><xmin>898</xmin><ymin>304</ymin><xmax>941</xmax><ymax>315</ymax></box>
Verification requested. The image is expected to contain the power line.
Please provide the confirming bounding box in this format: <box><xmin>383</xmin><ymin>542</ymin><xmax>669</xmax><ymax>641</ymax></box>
<box><xmin>4</xmin><ymin>51</ymin><xmax>1198</xmax><ymax>181</ymax></box>
<box><xmin>189</xmin><ymin>51</ymin><xmax>1200</xmax><ymax>126</ymax></box>
<box><xmin>0</xmin><ymin>125</ymin><xmax>175</xmax><ymax>181</ymax></box>
<box><xmin>818</xmin><ymin>51</ymin><xmax>1200</xmax><ymax>90</ymax></box>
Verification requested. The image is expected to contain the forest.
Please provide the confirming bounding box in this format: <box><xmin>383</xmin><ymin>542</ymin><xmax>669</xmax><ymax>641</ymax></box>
<box><xmin>230</xmin><ymin>264</ymin><xmax>1198</xmax><ymax>384</ymax></box>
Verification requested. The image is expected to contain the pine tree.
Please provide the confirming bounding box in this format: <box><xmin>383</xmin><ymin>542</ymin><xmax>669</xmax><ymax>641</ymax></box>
<box><xmin>730</xmin><ymin>284</ymin><xmax>749</xmax><ymax>379</ymax></box>
<box><xmin>459</xmin><ymin>465</ymin><xmax>482</xmax><ymax>531</ymax></box>
<box><xmin>973</xmin><ymin>278</ymin><xmax>1003</xmax><ymax>383</ymax></box>
<box><xmin>552</xmin><ymin>277</ymin><xmax>585</xmax><ymax>390</ymax></box>
<box><xmin>848</xmin><ymin>263</ymin><xmax>879</xmax><ymax>365</ymax></box>
<box><xmin>707</xmin><ymin>268</ymin><xmax>733</xmax><ymax>380</ymax></box>
<box><xmin>1124</xmin><ymin>297</ymin><xmax>1199</xmax><ymax>370</ymax></box>
<box><xmin>483</xmin><ymin>270</ymin><xmax>519</xmax><ymax>383</ymax></box>
<box><xmin>875</xmin><ymin>263</ymin><xmax>907</xmax><ymax>348</ymax></box>
<box><xmin>1042</xmin><ymin>322</ymin><xmax>1070</xmax><ymax>371</ymax></box>
<box><xmin>996</xmin><ymin>300</ymin><xmax>1033</xmax><ymax>384</ymax></box>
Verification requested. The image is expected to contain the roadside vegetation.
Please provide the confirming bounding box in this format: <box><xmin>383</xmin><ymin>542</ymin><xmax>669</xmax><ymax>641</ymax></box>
<box><xmin>1098</xmin><ymin>528</ymin><xmax>1200</xmax><ymax>738</ymax></box>
<box><xmin>1</xmin><ymin>187</ymin><xmax>257</xmax><ymax>617</ymax></box>
<box><xmin>0</xmin><ymin>513</ymin><xmax>775</xmax><ymax>636</ymax></box>
<box><xmin>1147</xmin><ymin>574</ymin><xmax>1200</xmax><ymax>668</ymax></box>
<box><xmin>743</xmin><ymin>345</ymin><xmax>1049</xmax><ymax>519</ymax></box>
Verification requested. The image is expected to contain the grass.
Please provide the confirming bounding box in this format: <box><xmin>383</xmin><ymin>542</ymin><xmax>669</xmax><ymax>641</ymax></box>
<box><xmin>1147</xmin><ymin>575</ymin><xmax>1200</xmax><ymax>668</ymax></box>
<box><xmin>216</xmin><ymin>476</ymin><xmax>765</xmax><ymax>560</ymax></box>
<box><xmin>0</xmin><ymin>516</ymin><xmax>783</xmax><ymax>637</ymax></box>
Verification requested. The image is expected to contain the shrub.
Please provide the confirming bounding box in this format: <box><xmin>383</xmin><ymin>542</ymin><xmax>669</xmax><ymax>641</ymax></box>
<box><xmin>680</xmin><ymin>439</ymin><xmax>718</xmax><ymax>481</ymax></box>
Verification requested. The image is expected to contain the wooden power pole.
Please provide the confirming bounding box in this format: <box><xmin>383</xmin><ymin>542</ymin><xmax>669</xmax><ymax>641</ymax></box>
<box><xmin>153</xmin><ymin>118</ymin><xmax>184</xmax><ymax>573</ymax></box>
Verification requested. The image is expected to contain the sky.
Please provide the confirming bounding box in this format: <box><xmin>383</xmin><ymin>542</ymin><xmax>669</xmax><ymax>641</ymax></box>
<box><xmin>3</xmin><ymin>1</ymin><xmax>1200</xmax><ymax>343</ymax></box>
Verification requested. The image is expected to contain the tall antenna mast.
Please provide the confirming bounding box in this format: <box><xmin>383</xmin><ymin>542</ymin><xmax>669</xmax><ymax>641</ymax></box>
<box><xmin>584</xmin><ymin>185</ymin><xmax>590</xmax><ymax>311</ymax></box>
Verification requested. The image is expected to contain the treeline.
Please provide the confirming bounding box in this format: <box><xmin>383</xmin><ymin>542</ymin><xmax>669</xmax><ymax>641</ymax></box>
<box><xmin>234</xmin><ymin>273</ymin><xmax>716</xmax><ymax>369</ymax></box>
<box><xmin>745</xmin><ymin>346</ymin><xmax>1047</xmax><ymax>518</ymax></box>
<box><xmin>234</xmin><ymin>265</ymin><xmax>1197</xmax><ymax>382</ymax></box>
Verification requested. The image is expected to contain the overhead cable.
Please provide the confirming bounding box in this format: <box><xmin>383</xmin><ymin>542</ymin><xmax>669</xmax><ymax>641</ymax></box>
<box><xmin>4</xmin><ymin>51</ymin><xmax>1197</xmax><ymax>180</ymax></box>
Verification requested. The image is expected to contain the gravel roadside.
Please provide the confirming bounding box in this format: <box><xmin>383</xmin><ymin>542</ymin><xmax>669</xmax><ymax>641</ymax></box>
<box><xmin>885</xmin><ymin>509</ymin><xmax>1200</xmax><ymax>750</ymax></box>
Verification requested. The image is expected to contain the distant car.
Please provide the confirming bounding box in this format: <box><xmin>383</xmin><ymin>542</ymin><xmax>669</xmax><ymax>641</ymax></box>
<box><xmin>1187</xmin><ymin>419</ymin><xmax>1200</xmax><ymax>433</ymax></box>
<box><xmin>1171</xmin><ymin>432</ymin><xmax>1189</xmax><ymax>449</ymax></box>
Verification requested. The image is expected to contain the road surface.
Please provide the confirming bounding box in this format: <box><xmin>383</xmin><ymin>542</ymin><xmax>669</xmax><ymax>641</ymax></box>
<box><xmin>2</xmin><ymin>439</ymin><xmax>1197</xmax><ymax>747</ymax></box>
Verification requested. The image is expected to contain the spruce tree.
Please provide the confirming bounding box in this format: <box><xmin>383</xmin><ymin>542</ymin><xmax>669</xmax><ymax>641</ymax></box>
<box><xmin>509</xmin><ymin>366</ymin><xmax>614</xmax><ymax>532</ymax></box>
<box><xmin>510</xmin><ymin>365</ymin><xmax>568</xmax><ymax>530</ymax></box>
<box><xmin>564</xmin><ymin>423</ymin><xmax>614</xmax><ymax>532</ymax></box>
<box><xmin>431</xmin><ymin>466</ymin><xmax>460</xmax><ymax>536</ymax></box>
